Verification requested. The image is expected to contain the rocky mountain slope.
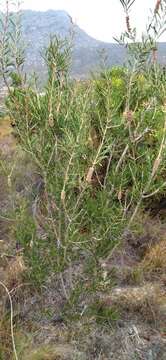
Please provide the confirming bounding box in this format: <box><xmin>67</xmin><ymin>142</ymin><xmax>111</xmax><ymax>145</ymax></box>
<box><xmin>22</xmin><ymin>10</ymin><xmax>125</xmax><ymax>78</ymax></box>
<box><xmin>21</xmin><ymin>10</ymin><xmax>166</xmax><ymax>80</ymax></box>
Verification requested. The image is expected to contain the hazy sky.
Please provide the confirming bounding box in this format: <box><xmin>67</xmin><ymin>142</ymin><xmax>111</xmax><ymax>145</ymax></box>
<box><xmin>21</xmin><ymin>0</ymin><xmax>166</xmax><ymax>42</ymax></box>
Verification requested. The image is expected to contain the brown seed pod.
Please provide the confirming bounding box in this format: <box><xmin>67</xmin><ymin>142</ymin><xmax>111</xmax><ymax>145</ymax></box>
<box><xmin>154</xmin><ymin>0</ymin><xmax>161</xmax><ymax>14</ymax></box>
<box><xmin>126</xmin><ymin>15</ymin><xmax>131</xmax><ymax>33</ymax></box>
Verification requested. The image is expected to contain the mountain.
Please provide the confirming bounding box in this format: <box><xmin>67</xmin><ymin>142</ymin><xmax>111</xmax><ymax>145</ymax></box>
<box><xmin>21</xmin><ymin>10</ymin><xmax>125</xmax><ymax>80</ymax></box>
<box><xmin>21</xmin><ymin>10</ymin><xmax>166</xmax><ymax>81</ymax></box>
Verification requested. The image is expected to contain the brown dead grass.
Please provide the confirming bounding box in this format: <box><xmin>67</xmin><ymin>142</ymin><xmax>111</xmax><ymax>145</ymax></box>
<box><xmin>23</xmin><ymin>344</ymin><xmax>74</xmax><ymax>360</ymax></box>
<box><xmin>3</xmin><ymin>255</ymin><xmax>26</xmax><ymax>290</ymax></box>
<box><xmin>141</xmin><ymin>240</ymin><xmax>166</xmax><ymax>274</ymax></box>
<box><xmin>0</xmin><ymin>316</ymin><xmax>13</xmax><ymax>360</ymax></box>
<box><xmin>101</xmin><ymin>283</ymin><xmax>165</xmax><ymax>324</ymax></box>
<box><xmin>0</xmin><ymin>116</ymin><xmax>13</xmax><ymax>137</ymax></box>
<box><xmin>0</xmin><ymin>116</ymin><xmax>17</xmax><ymax>156</ymax></box>
<box><xmin>130</xmin><ymin>239</ymin><xmax>166</xmax><ymax>284</ymax></box>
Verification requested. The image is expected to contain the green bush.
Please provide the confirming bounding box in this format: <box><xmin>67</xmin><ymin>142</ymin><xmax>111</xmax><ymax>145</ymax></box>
<box><xmin>5</xmin><ymin>34</ymin><xmax>166</xmax><ymax>287</ymax></box>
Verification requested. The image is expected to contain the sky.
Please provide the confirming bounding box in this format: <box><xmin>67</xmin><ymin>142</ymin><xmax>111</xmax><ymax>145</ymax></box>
<box><xmin>20</xmin><ymin>0</ymin><xmax>166</xmax><ymax>42</ymax></box>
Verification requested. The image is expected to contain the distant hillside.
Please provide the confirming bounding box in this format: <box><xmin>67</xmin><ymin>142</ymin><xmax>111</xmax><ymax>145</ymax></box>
<box><xmin>21</xmin><ymin>10</ymin><xmax>125</xmax><ymax>80</ymax></box>
<box><xmin>21</xmin><ymin>10</ymin><xmax>166</xmax><ymax>80</ymax></box>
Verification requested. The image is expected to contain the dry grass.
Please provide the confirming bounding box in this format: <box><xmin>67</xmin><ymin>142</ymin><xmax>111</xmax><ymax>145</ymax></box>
<box><xmin>22</xmin><ymin>344</ymin><xmax>76</xmax><ymax>360</ymax></box>
<box><xmin>0</xmin><ymin>318</ymin><xmax>13</xmax><ymax>359</ymax></box>
<box><xmin>100</xmin><ymin>282</ymin><xmax>165</xmax><ymax>324</ymax></box>
<box><xmin>0</xmin><ymin>255</ymin><xmax>26</xmax><ymax>293</ymax></box>
<box><xmin>0</xmin><ymin>116</ymin><xmax>13</xmax><ymax>137</ymax></box>
<box><xmin>0</xmin><ymin>116</ymin><xmax>17</xmax><ymax>156</ymax></box>
<box><xmin>129</xmin><ymin>238</ymin><xmax>166</xmax><ymax>284</ymax></box>
<box><xmin>141</xmin><ymin>240</ymin><xmax>166</xmax><ymax>274</ymax></box>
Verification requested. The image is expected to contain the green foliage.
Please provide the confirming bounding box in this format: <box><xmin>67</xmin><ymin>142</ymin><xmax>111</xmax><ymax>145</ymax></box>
<box><xmin>87</xmin><ymin>300</ymin><xmax>119</xmax><ymax>324</ymax></box>
<box><xmin>0</xmin><ymin>1</ymin><xmax>24</xmax><ymax>86</ymax></box>
<box><xmin>93</xmin><ymin>67</ymin><xmax>126</xmax><ymax>120</ymax></box>
<box><xmin>44</xmin><ymin>35</ymin><xmax>71</xmax><ymax>84</ymax></box>
<box><xmin>1</xmin><ymin>4</ymin><xmax>166</xmax><ymax>360</ymax></box>
<box><xmin>13</xmin><ymin>205</ymin><xmax>49</xmax><ymax>285</ymax></box>
<box><xmin>5</xmin><ymin>33</ymin><xmax>166</xmax><ymax>290</ymax></box>
<box><xmin>2</xmin><ymin>1</ymin><xmax>166</xmax><ymax>297</ymax></box>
